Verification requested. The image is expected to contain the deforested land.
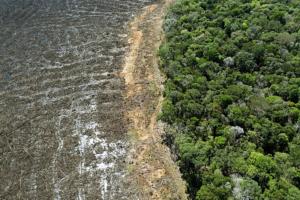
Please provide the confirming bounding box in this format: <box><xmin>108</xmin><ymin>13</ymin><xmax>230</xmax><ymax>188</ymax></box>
<box><xmin>0</xmin><ymin>0</ymin><xmax>187</xmax><ymax>199</ymax></box>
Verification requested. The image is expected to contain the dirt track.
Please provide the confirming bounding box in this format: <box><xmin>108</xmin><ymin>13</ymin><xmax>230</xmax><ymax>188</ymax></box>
<box><xmin>121</xmin><ymin>1</ymin><xmax>188</xmax><ymax>199</ymax></box>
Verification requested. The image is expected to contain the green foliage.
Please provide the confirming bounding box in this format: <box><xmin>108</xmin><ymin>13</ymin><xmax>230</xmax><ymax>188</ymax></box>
<box><xmin>289</xmin><ymin>136</ymin><xmax>300</xmax><ymax>167</ymax></box>
<box><xmin>234</xmin><ymin>51</ymin><xmax>258</xmax><ymax>72</ymax></box>
<box><xmin>196</xmin><ymin>170</ymin><xmax>232</xmax><ymax>200</ymax></box>
<box><xmin>160</xmin><ymin>0</ymin><xmax>300</xmax><ymax>198</ymax></box>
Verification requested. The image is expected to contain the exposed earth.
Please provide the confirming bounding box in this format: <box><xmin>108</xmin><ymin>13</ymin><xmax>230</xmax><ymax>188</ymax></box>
<box><xmin>0</xmin><ymin>0</ymin><xmax>186</xmax><ymax>199</ymax></box>
<box><xmin>121</xmin><ymin>1</ymin><xmax>187</xmax><ymax>199</ymax></box>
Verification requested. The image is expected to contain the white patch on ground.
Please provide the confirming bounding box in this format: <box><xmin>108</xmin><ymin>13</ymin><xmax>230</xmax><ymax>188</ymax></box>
<box><xmin>52</xmin><ymin>114</ymin><xmax>65</xmax><ymax>200</ymax></box>
<box><xmin>59</xmin><ymin>89</ymin><xmax>127</xmax><ymax>200</ymax></box>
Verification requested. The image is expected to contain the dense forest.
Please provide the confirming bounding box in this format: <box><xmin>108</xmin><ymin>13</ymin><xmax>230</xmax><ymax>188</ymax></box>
<box><xmin>159</xmin><ymin>0</ymin><xmax>300</xmax><ymax>199</ymax></box>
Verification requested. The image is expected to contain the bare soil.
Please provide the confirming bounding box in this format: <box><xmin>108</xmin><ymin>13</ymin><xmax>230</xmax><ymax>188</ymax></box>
<box><xmin>121</xmin><ymin>1</ymin><xmax>188</xmax><ymax>199</ymax></box>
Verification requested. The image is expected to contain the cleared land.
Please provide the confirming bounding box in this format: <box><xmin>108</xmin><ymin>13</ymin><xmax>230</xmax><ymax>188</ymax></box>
<box><xmin>122</xmin><ymin>1</ymin><xmax>187</xmax><ymax>199</ymax></box>
<box><xmin>0</xmin><ymin>0</ymin><xmax>186</xmax><ymax>199</ymax></box>
<box><xmin>0</xmin><ymin>0</ymin><xmax>152</xmax><ymax>199</ymax></box>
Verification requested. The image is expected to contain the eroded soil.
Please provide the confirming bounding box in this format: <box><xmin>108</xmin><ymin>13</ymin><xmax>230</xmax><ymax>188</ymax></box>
<box><xmin>121</xmin><ymin>1</ymin><xmax>188</xmax><ymax>199</ymax></box>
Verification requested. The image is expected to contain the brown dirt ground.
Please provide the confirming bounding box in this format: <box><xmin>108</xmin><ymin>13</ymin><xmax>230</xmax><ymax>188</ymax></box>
<box><xmin>120</xmin><ymin>0</ymin><xmax>188</xmax><ymax>199</ymax></box>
